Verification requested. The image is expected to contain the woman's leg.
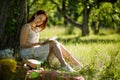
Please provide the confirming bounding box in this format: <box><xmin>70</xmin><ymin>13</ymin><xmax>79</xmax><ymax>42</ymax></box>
<box><xmin>60</xmin><ymin>43</ymin><xmax>83</xmax><ymax>67</ymax></box>
<box><xmin>49</xmin><ymin>40</ymin><xmax>67</xmax><ymax>67</ymax></box>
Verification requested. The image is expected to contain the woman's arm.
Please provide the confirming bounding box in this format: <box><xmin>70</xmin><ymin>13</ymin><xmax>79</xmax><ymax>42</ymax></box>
<box><xmin>20</xmin><ymin>24</ymin><xmax>41</xmax><ymax>48</ymax></box>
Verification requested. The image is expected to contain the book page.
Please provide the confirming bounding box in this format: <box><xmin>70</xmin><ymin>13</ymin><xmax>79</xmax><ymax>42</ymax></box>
<box><xmin>48</xmin><ymin>36</ymin><xmax>58</xmax><ymax>41</ymax></box>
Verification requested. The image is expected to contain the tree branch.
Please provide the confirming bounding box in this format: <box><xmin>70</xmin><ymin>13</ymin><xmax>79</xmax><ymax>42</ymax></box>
<box><xmin>50</xmin><ymin>0</ymin><xmax>82</xmax><ymax>28</ymax></box>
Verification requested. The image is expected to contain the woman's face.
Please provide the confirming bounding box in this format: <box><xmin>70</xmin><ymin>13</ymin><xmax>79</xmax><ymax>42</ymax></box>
<box><xmin>34</xmin><ymin>14</ymin><xmax>46</xmax><ymax>27</ymax></box>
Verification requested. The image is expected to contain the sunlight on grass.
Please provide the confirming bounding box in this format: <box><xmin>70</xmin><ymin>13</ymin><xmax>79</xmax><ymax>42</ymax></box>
<box><xmin>65</xmin><ymin>43</ymin><xmax>120</xmax><ymax>66</ymax></box>
<box><xmin>38</xmin><ymin>26</ymin><xmax>120</xmax><ymax>79</ymax></box>
<box><xmin>40</xmin><ymin>26</ymin><xmax>120</xmax><ymax>66</ymax></box>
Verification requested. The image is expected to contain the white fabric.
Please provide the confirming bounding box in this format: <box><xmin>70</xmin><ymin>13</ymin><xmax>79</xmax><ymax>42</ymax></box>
<box><xmin>27</xmin><ymin>26</ymin><xmax>40</xmax><ymax>44</ymax></box>
<box><xmin>20</xmin><ymin>24</ymin><xmax>49</xmax><ymax>61</ymax></box>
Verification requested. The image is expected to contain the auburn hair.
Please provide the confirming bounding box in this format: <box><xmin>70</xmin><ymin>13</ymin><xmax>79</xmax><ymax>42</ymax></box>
<box><xmin>28</xmin><ymin>10</ymin><xmax>48</xmax><ymax>31</ymax></box>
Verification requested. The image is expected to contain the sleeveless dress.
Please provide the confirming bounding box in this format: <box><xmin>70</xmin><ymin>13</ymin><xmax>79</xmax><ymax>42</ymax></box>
<box><xmin>20</xmin><ymin>24</ymin><xmax>49</xmax><ymax>61</ymax></box>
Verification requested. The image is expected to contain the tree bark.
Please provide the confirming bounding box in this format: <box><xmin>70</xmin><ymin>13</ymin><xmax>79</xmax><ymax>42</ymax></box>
<box><xmin>0</xmin><ymin>0</ymin><xmax>27</xmax><ymax>50</ymax></box>
<box><xmin>0</xmin><ymin>0</ymin><xmax>12</xmax><ymax>49</ymax></box>
<box><xmin>81</xmin><ymin>8</ymin><xmax>90</xmax><ymax>36</ymax></box>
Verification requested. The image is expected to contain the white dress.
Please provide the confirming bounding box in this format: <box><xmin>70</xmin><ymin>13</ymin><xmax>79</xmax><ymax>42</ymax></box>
<box><xmin>20</xmin><ymin>24</ymin><xmax>49</xmax><ymax>61</ymax></box>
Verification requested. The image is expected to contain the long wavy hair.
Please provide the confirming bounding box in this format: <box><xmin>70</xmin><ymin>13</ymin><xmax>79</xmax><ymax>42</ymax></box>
<box><xmin>28</xmin><ymin>10</ymin><xmax>48</xmax><ymax>31</ymax></box>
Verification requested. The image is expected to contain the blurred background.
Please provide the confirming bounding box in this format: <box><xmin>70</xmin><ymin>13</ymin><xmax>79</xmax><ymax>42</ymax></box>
<box><xmin>0</xmin><ymin>0</ymin><xmax>120</xmax><ymax>80</ymax></box>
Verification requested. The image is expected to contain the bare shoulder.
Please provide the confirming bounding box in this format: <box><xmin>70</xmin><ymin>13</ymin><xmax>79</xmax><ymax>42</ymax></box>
<box><xmin>21</xmin><ymin>24</ymin><xmax>30</xmax><ymax>32</ymax></box>
<box><xmin>22</xmin><ymin>24</ymin><xmax>30</xmax><ymax>29</ymax></box>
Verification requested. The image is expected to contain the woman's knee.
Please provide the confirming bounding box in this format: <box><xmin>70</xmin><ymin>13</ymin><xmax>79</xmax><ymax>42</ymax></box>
<box><xmin>49</xmin><ymin>40</ymin><xmax>59</xmax><ymax>47</ymax></box>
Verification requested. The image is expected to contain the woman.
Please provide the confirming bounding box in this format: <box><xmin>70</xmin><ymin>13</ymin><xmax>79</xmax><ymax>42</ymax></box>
<box><xmin>20</xmin><ymin>10</ymin><xmax>83</xmax><ymax>72</ymax></box>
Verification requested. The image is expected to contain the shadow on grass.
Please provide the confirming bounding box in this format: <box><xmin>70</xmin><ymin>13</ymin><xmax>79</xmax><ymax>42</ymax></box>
<box><xmin>57</xmin><ymin>36</ymin><xmax>120</xmax><ymax>44</ymax></box>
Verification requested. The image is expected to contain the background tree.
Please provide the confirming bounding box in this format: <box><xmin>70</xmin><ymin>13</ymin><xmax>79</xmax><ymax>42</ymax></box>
<box><xmin>49</xmin><ymin>0</ymin><xmax>90</xmax><ymax>36</ymax></box>
<box><xmin>90</xmin><ymin>0</ymin><xmax>120</xmax><ymax>34</ymax></box>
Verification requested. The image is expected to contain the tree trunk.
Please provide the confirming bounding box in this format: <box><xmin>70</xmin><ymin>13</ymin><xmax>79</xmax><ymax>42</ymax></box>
<box><xmin>62</xmin><ymin>0</ymin><xmax>68</xmax><ymax>26</ymax></box>
<box><xmin>91</xmin><ymin>21</ymin><xmax>100</xmax><ymax>34</ymax></box>
<box><xmin>0</xmin><ymin>0</ymin><xmax>27</xmax><ymax>50</ymax></box>
<box><xmin>81</xmin><ymin>8</ymin><xmax>90</xmax><ymax>36</ymax></box>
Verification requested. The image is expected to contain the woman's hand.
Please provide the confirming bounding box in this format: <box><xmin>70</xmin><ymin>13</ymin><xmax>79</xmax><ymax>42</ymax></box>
<box><xmin>40</xmin><ymin>39</ymin><xmax>49</xmax><ymax>45</ymax></box>
<box><xmin>36</xmin><ymin>42</ymin><xmax>42</xmax><ymax>45</ymax></box>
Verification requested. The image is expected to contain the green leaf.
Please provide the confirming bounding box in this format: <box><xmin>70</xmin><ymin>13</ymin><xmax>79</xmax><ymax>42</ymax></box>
<box><xmin>29</xmin><ymin>72</ymin><xmax>40</xmax><ymax>78</ymax></box>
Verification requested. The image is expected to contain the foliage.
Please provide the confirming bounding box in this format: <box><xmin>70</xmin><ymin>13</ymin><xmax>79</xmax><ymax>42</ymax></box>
<box><xmin>90</xmin><ymin>0</ymin><xmax>120</xmax><ymax>29</ymax></box>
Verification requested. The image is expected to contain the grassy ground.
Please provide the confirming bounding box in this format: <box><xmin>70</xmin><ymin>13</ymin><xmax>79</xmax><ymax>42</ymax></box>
<box><xmin>40</xmin><ymin>26</ymin><xmax>120</xmax><ymax>80</ymax></box>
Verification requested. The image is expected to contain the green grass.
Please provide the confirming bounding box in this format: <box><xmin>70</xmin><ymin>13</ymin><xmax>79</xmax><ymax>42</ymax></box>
<box><xmin>40</xmin><ymin>26</ymin><xmax>120</xmax><ymax>80</ymax></box>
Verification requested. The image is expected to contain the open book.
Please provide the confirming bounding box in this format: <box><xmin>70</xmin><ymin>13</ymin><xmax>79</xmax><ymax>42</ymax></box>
<box><xmin>48</xmin><ymin>36</ymin><xmax>58</xmax><ymax>41</ymax></box>
<box><xmin>42</xmin><ymin>36</ymin><xmax>58</xmax><ymax>44</ymax></box>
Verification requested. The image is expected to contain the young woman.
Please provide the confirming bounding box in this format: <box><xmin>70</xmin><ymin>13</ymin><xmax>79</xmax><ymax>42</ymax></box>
<box><xmin>20</xmin><ymin>10</ymin><xmax>83</xmax><ymax>72</ymax></box>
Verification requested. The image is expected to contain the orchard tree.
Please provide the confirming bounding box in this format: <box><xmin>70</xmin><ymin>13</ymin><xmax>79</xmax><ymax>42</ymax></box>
<box><xmin>49</xmin><ymin>0</ymin><xmax>91</xmax><ymax>36</ymax></box>
<box><xmin>90</xmin><ymin>0</ymin><xmax>119</xmax><ymax>34</ymax></box>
